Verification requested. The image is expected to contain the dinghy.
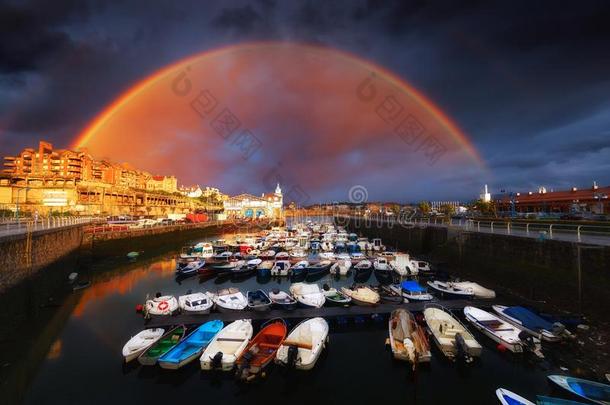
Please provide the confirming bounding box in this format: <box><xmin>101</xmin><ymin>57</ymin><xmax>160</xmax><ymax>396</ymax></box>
<box><xmin>146</xmin><ymin>294</ymin><xmax>179</xmax><ymax>316</ymax></box>
<box><xmin>330</xmin><ymin>259</ymin><xmax>352</xmax><ymax>275</ymax></box>
<box><xmin>399</xmin><ymin>281</ymin><xmax>434</xmax><ymax>301</ymax></box>
<box><xmin>341</xmin><ymin>285</ymin><xmax>380</xmax><ymax>306</ymax></box>
<box><xmin>493</xmin><ymin>305</ymin><xmax>570</xmax><ymax>342</ymax></box>
<box><xmin>268</xmin><ymin>289</ymin><xmax>298</xmax><ymax>310</ymax></box>
<box><xmin>290</xmin><ymin>249</ymin><xmax>307</xmax><ymax>258</ymax></box>
<box><xmin>247</xmin><ymin>289</ymin><xmax>272</xmax><ymax>312</ymax></box>
<box><xmin>209</xmin><ymin>288</ymin><xmax>248</xmax><ymax>312</ymax></box>
<box><xmin>376</xmin><ymin>285</ymin><xmax>404</xmax><ymax>304</ymax></box>
<box><xmin>271</xmin><ymin>260</ymin><xmax>291</xmax><ymax>276</ymax></box>
<box><xmin>389</xmin><ymin>309</ymin><xmax>431</xmax><ymax>365</ymax></box>
<box><xmin>322</xmin><ymin>285</ymin><xmax>352</xmax><ymax>306</ymax></box>
<box><xmin>276</xmin><ymin>317</ymin><xmax>329</xmax><ymax>370</ymax></box>
<box><xmin>319</xmin><ymin>252</ymin><xmax>335</xmax><ymax>260</ymax></box>
<box><xmin>424</xmin><ymin>304</ymin><xmax>482</xmax><ymax>362</ymax></box>
<box><xmin>452</xmin><ymin>281</ymin><xmax>496</xmax><ymax>299</ymax></box>
<box><xmin>428</xmin><ymin>280</ymin><xmax>475</xmax><ymax>298</ymax></box>
<box><xmin>547</xmin><ymin>375</ymin><xmax>610</xmax><ymax>405</ymax></box>
<box><xmin>496</xmin><ymin>388</ymin><xmax>535</xmax><ymax>405</ymax></box>
<box><xmin>138</xmin><ymin>325</ymin><xmax>186</xmax><ymax>366</ymax></box>
<box><xmin>158</xmin><ymin>320</ymin><xmax>223</xmax><ymax>370</ymax></box>
<box><xmin>353</xmin><ymin>259</ymin><xmax>373</xmax><ymax>281</ymax></box>
<box><xmin>275</xmin><ymin>251</ymin><xmax>290</xmax><ymax>260</ymax></box>
<box><xmin>175</xmin><ymin>258</ymin><xmax>205</xmax><ymax>276</ymax></box>
<box><xmin>122</xmin><ymin>328</ymin><xmax>165</xmax><ymax>362</ymax></box>
<box><xmin>291</xmin><ymin>260</ymin><xmax>309</xmax><ymax>278</ymax></box>
<box><xmin>537</xmin><ymin>396</ymin><xmax>589</xmax><ymax>405</ymax></box>
<box><xmin>201</xmin><ymin>319</ymin><xmax>254</xmax><ymax>371</ymax></box>
<box><xmin>305</xmin><ymin>260</ymin><xmax>332</xmax><ymax>277</ymax></box>
<box><xmin>178</xmin><ymin>291</ymin><xmax>214</xmax><ymax>314</ymax></box>
<box><xmin>236</xmin><ymin>319</ymin><xmax>287</xmax><ymax>381</ymax></box>
<box><xmin>290</xmin><ymin>282</ymin><xmax>326</xmax><ymax>308</ymax></box>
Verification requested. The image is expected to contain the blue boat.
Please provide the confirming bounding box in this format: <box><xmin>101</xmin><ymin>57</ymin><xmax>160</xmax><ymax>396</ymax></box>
<box><xmin>536</xmin><ymin>395</ymin><xmax>587</xmax><ymax>404</ymax></box>
<box><xmin>493</xmin><ymin>306</ymin><xmax>569</xmax><ymax>342</ymax></box>
<box><xmin>399</xmin><ymin>281</ymin><xmax>433</xmax><ymax>301</ymax></box>
<box><xmin>158</xmin><ymin>320</ymin><xmax>223</xmax><ymax>369</ymax></box>
<box><xmin>548</xmin><ymin>375</ymin><xmax>610</xmax><ymax>405</ymax></box>
<box><xmin>496</xmin><ymin>388</ymin><xmax>534</xmax><ymax>405</ymax></box>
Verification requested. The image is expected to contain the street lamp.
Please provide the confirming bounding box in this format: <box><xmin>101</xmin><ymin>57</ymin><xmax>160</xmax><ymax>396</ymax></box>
<box><xmin>593</xmin><ymin>192</ymin><xmax>608</xmax><ymax>215</ymax></box>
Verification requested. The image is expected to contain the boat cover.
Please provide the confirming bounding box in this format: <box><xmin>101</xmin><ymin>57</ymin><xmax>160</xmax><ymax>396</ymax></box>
<box><xmin>401</xmin><ymin>281</ymin><xmax>425</xmax><ymax>292</ymax></box>
<box><xmin>504</xmin><ymin>306</ymin><xmax>554</xmax><ymax>331</ymax></box>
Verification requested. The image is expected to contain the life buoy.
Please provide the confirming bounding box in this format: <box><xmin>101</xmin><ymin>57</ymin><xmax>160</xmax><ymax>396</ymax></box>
<box><xmin>158</xmin><ymin>300</ymin><xmax>169</xmax><ymax>311</ymax></box>
<box><xmin>246</xmin><ymin>247</ymin><xmax>252</xmax><ymax>254</ymax></box>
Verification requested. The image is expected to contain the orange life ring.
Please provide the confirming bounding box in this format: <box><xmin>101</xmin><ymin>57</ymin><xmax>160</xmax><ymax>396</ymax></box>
<box><xmin>158</xmin><ymin>300</ymin><xmax>169</xmax><ymax>311</ymax></box>
<box><xmin>246</xmin><ymin>247</ymin><xmax>252</xmax><ymax>254</ymax></box>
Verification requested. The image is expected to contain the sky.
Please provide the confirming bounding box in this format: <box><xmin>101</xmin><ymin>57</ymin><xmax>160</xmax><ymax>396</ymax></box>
<box><xmin>1</xmin><ymin>0</ymin><xmax>609</xmax><ymax>203</ymax></box>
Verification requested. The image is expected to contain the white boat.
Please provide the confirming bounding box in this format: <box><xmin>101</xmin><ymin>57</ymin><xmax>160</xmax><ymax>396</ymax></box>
<box><xmin>246</xmin><ymin>258</ymin><xmax>262</xmax><ymax>267</ymax></box>
<box><xmin>388</xmin><ymin>309</ymin><xmax>431</xmax><ymax>364</ymax></box>
<box><xmin>260</xmin><ymin>250</ymin><xmax>276</xmax><ymax>259</ymax></box>
<box><xmin>427</xmin><ymin>280</ymin><xmax>475</xmax><ymax>298</ymax></box>
<box><xmin>276</xmin><ymin>317</ymin><xmax>329</xmax><ymax>370</ymax></box>
<box><xmin>423</xmin><ymin>305</ymin><xmax>482</xmax><ymax>362</ymax></box>
<box><xmin>373</xmin><ymin>257</ymin><xmax>391</xmax><ymax>271</ymax></box>
<box><xmin>271</xmin><ymin>260</ymin><xmax>291</xmax><ymax>276</ymax></box>
<box><xmin>319</xmin><ymin>252</ymin><xmax>335</xmax><ymax>260</ymax></box>
<box><xmin>197</xmin><ymin>242</ymin><xmax>215</xmax><ymax>258</ymax></box>
<box><xmin>175</xmin><ymin>258</ymin><xmax>205</xmax><ymax>275</ymax></box>
<box><xmin>330</xmin><ymin>259</ymin><xmax>352</xmax><ymax>275</ymax></box>
<box><xmin>290</xmin><ymin>249</ymin><xmax>307</xmax><ymax>258</ymax></box>
<box><xmin>357</xmin><ymin>238</ymin><xmax>371</xmax><ymax>251</ymax></box>
<box><xmin>321</xmin><ymin>241</ymin><xmax>334</xmax><ymax>251</ymax></box>
<box><xmin>290</xmin><ymin>282</ymin><xmax>326</xmax><ymax>308</ymax></box>
<box><xmin>340</xmin><ymin>285</ymin><xmax>380</xmax><ymax>306</ymax></box>
<box><xmin>452</xmin><ymin>281</ymin><xmax>495</xmax><ymax>299</ymax></box>
<box><xmin>200</xmin><ymin>320</ymin><xmax>253</xmax><ymax>371</ymax></box>
<box><xmin>410</xmin><ymin>259</ymin><xmax>431</xmax><ymax>272</ymax></box>
<box><xmin>492</xmin><ymin>305</ymin><xmax>568</xmax><ymax>342</ymax></box>
<box><xmin>463</xmin><ymin>306</ymin><xmax>527</xmax><ymax>354</ymax></box>
<box><xmin>122</xmin><ymin>328</ymin><xmax>165</xmax><ymax>362</ymax></box>
<box><xmin>390</xmin><ymin>253</ymin><xmax>418</xmax><ymax>276</ymax></box>
<box><xmin>372</xmin><ymin>238</ymin><xmax>385</xmax><ymax>252</ymax></box>
<box><xmin>178</xmin><ymin>292</ymin><xmax>214</xmax><ymax>314</ymax></box>
<box><xmin>496</xmin><ymin>389</ymin><xmax>534</xmax><ymax>405</ymax></box>
<box><xmin>350</xmin><ymin>252</ymin><xmax>366</xmax><ymax>260</ymax></box>
<box><xmin>209</xmin><ymin>288</ymin><xmax>248</xmax><ymax>312</ymax></box>
<box><xmin>275</xmin><ymin>251</ymin><xmax>290</xmax><ymax>260</ymax></box>
<box><xmin>394</xmin><ymin>281</ymin><xmax>433</xmax><ymax>301</ymax></box>
<box><xmin>146</xmin><ymin>295</ymin><xmax>179</xmax><ymax>316</ymax></box>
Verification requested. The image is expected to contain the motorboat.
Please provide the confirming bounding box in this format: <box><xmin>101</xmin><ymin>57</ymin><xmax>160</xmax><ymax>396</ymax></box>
<box><xmin>388</xmin><ymin>309</ymin><xmax>431</xmax><ymax>365</ymax></box>
<box><xmin>376</xmin><ymin>284</ymin><xmax>404</xmax><ymax>304</ymax></box>
<box><xmin>493</xmin><ymin>305</ymin><xmax>570</xmax><ymax>342</ymax></box>
<box><xmin>138</xmin><ymin>325</ymin><xmax>187</xmax><ymax>366</ymax></box>
<box><xmin>275</xmin><ymin>251</ymin><xmax>290</xmax><ymax>260</ymax></box>
<box><xmin>247</xmin><ymin>290</ymin><xmax>272</xmax><ymax>312</ymax></box>
<box><xmin>146</xmin><ymin>294</ymin><xmax>179</xmax><ymax>316</ymax></box>
<box><xmin>178</xmin><ymin>291</ymin><xmax>214</xmax><ymax>314</ymax></box>
<box><xmin>373</xmin><ymin>257</ymin><xmax>391</xmax><ymax>271</ymax></box>
<box><xmin>212</xmin><ymin>251</ymin><xmax>232</xmax><ymax>261</ymax></box>
<box><xmin>122</xmin><ymin>328</ymin><xmax>165</xmax><ymax>362</ymax></box>
<box><xmin>230</xmin><ymin>260</ymin><xmax>258</xmax><ymax>278</ymax></box>
<box><xmin>290</xmin><ymin>249</ymin><xmax>307</xmax><ymax>258</ymax></box>
<box><xmin>268</xmin><ymin>289</ymin><xmax>298</xmax><ymax>310</ymax></box>
<box><xmin>423</xmin><ymin>304</ymin><xmax>482</xmax><ymax>362</ymax></box>
<box><xmin>372</xmin><ymin>238</ymin><xmax>385</xmax><ymax>252</ymax></box>
<box><xmin>451</xmin><ymin>281</ymin><xmax>496</xmax><ymax>299</ymax></box>
<box><xmin>290</xmin><ymin>283</ymin><xmax>326</xmax><ymax>308</ymax></box>
<box><xmin>260</xmin><ymin>250</ymin><xmax>276</xmax><ymax>259</ymax></box>
<box><xmin>271</xmin><ymin>260</ymin><xmax>291</xmax><ymax>276</ymax></box>
<box><xmin>200</xmin><ymin>319</ymin><xmax>253</xmax><ymax>371</ymax></box>
<box><xmin>496</xmin><ymin>389</ymin><xmax>535</xmax><ymax>405</ymax></box>
<box><xmin>357</xmin><ymin>237</ymin><xmax>372</xmax><ymax>251</ymax></box>
<box><xmin>305</xmin><ymin>260</ymin><xmax>332</xmax><ymax>277</ymax></box>
<box><xmin>321</xmin><ymin>241</ymin><xmax>334</xmax><ymax>251</ymax></box>
<box><xmin>397</xmin><ymin>281</ymin><xmax>434</xmax><ymax>301</ymax></box>
<box><xmin>236</xmin><ymin>319</ymin><xmax>287</xmax><ymax>381</ymax></box>
<box><xmin>410</xmin><ymin>259</ymin><xmax>431</xmax><ymax>272</ymax></box>
<box><xmin>180</xmin><ymin>242</ymin><xmax>214</xmax><ymax>259</ymax></box>
<box><xmin>350</xmin><ymin>252</ymin><xmax>366</xmax><ymax>260</ymax></box>
<box><xmin>158</xmin><ymin>320</ymin><xmax>224</xmax><ymax>370</ymax></box>
<box><xmin>353</xmin><ymin>259</ymin><xmax>373</xmax><ymax>279</ymax></box>
<box><xmin>319</xmin><ymin>252</ymin><xmax>335</xmax><ymax>260</ymax></box>
<box><xmin>209</xmin><ymin>288</ymin><xmax>248</xmax><ymax>312</ymax></box>
<box><xmin>321</xmin><ymin>285</ymin><xmax>352</xmax><ymax>306</ymax></box>
<box><xmin>257</xmin><ymin>260</ymin><xmax>274</xmax><ymax>277</ymax></box>
<box><xmin>547</xmin><ymin>375</ymin><xmax>610</xmax><ymax>405</ymax></box>
<box><xmin>390</xmin><ymin>253</ymin><xmax>418</xmax><ymax>277</ymax></box>
<box><xmin>536</xmin><ymin>396</ymin><xmax>589</xmax><ymax>405</ymax></box>
<box><xmin>276</xmin><ymin>317</ymin><xmax>329</xmax><ymax>370</ymax></box>
<box><xmin>427</xmin><ymin>280</ymin><xmax>475</xmax><ymax>299</ymax></box>
<box><xmin>341</xmin><ymin>285</ymin><xmax>380</xmax><ymax>306</ymax></box>
<box><xmin>330</xmin><ymin>259</ymin><xmax>352</xmax><ymax>275</ymax></box>
<box><xmin>291</xmin><ymin>260</ymin><xmax>309</xmax><ymax>277</ymax></box>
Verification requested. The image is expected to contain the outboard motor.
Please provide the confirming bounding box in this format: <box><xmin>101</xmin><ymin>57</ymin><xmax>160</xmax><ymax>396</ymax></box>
<box><xmin>211</xmin><ymin>352</ymin><xmax>223</xmax><ymax>369</ymax></box>
<box><xmin>519</xmin><ymin>331</ymin><xmax>544</xmax><ymax>358</ymax></box>
<box><xmin>551</xmin><ymin>322</ymin><xmax>566</xmax><ymax>337</ymax></box>
<box><xmin>322</xmin><ymin>283</ymin><xmax>330</xmax><ymax>291</ymax></box>
<box><xmin>286</xmin><ymin>345</ymin><xmax>299</xmax><ymax>368</ymax></box>
<box><xmin>455</xmin><ymin>333</ymin><xmax>473</xmax><ymax>363</ymax></box>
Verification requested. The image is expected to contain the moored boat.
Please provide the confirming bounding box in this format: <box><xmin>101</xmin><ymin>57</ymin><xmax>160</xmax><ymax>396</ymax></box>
<box><xmin>452</xmin><ymin>281</ymin><xmax>496</xmax><ymax>299</ymax></box>
<box><xmin>276</xmin><ymin>317</ymin><xmax>329</xmax><ymax>370</ymax></box>
<box><xmin>547</xmin><ymin>375</ymin><xmax>610</xmax><ymax>405</ymax></box>
<box><xmin>340</xmin><ymin>285</ymin><xmax>380</xmax><ymax>306</ymax></box>
<box><xmin>201</xmin><ymin>319</ymin><xmax>253</xmax><ymax>371</ymax></box>
<box><xmin>175</xmin><ymin>258</ymin><xmax>205</xmax><ymax>276</ymax></box>
<box><xmin>247</xmin><ymin>289</ymin><xmax>272</xmax><ymax>312</ymax></box>
<box><xmin>424</xmin><ymin>304</ymin><xmax>482</xmax><ymax>362</ymax></box>
<box><xmin>305</xmin><ymin>260</ymin><xmax>332</xmax><ymax>277</ymax></box>
<box><xmin>493</xmin><ymin>305</ymin><xmax>570</xmax><ymax>342</ymax></box>
<box><xmin>236</xmin><ymin>319</ymin><xmax>287</xmax><ymax>381</ymax></box>
<box><xmin>427</xmin><ymin>280</ymin><xmax>475</xmax><ymax>298</ymax></box>
<box><xmin>322</xmin><ymin>285</ymin><xmax>352</xmax><ymax>306</ymax></box>
<box><xmin>388</xmin><ymin>309</ymin><xmax>431</xmax><ymax>365</ymax></box>
<box><xmin>178</xmin><ymin>291</ymin><xmax>213</xmax><ymax>315</ymax></box>
<box><xmin>330</xmin><ymin>259</ymin><xmax>352</xmax><ymax>276</ymax></box>
<box><xmin>271</xmin><ymin>260</ymin><xmax>291</xmax><ymax>276</ymax></box>
<box><xmin>496</xmin><ymin>388</ymin><xmax>535</xmax><ymax>405</ymax></box>
<box><xmin>146</xmin><ymin>294</ymin><xmax>179</xmax><ymax>316</ymax></box>
<box><xmin>158</xmin><ymin>320</ymin><xmax>223</xmax><ymax>370</ymax></box>
<box><xmin>268</xmin><ymin>289</ymin><xmax>298</xmax><ymax>310</ymax></box>
<box><xmin>290</xmin><ymin>282</ymin><xmax>326</xmax><ymax>308</ymax></box>
<box><xmin>138</xmin><ymin>325</ymin><xmax>186</xmax><ymax>366</ymax></box>
<box><xmin>398</xmin><ymin>281</ymin><xmax>433</xmax><ymax>301</ymax></box>
<box><xmin>353</xmin><ymin>259</ymin><xmax>373</xmax><ymax>280</ymax></box>
<box><xmin>122</xmin><ymin>328</ymin><xmax>165</xmax><ymax>363</ymax></box>
<box><xmin>209</xmin><ymin>288</ymin><xmax>248</xmax><ymax>312</ymax></box>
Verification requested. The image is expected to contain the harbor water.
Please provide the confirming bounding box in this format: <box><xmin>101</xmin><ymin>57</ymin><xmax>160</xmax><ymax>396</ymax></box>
<box><xmin>0</xmin><ymin>231</ymin><xmax>592</xmax><ymax>404</ymax></box>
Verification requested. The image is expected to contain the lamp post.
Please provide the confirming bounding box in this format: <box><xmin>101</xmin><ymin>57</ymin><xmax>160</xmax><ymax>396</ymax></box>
<box><xmin>593</xmin><ymin>192</ymin><xmax>608</xmax><ymax>215</ymax></box>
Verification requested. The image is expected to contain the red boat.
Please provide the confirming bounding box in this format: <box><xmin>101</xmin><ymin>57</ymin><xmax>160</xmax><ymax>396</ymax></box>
<box><xmin>236</xmin><ymin>319</ymin><xmax>287</xmax><ymax>381</ymax></box>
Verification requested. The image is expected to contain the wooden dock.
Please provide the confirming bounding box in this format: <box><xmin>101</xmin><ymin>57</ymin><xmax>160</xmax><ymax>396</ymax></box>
<box><xmin>144</xmin><ymin>299</ymin><xmax>494</xmax><ymax>328</ymax></box>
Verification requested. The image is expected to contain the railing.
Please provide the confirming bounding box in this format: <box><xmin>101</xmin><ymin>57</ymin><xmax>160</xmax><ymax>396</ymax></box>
<box><xmin>0</xmin><ymin>216</ymin><xmax>98</xmax><ymax>238</ymax></box>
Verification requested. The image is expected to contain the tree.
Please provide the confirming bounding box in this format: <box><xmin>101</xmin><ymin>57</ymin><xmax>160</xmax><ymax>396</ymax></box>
<box><xmin>440</xmin><ymin>204</ymin><xmax>456</xmax><ymax>217</ymax></box>
<box><xmin>473</xmin><ymin>199</ymin><xmax>495</xmax><ymax>216</ymax></box>
<box><xmin>418</xmin><ymin>201</ymin><xmax>431</xmax><ymax>216</ymax></box>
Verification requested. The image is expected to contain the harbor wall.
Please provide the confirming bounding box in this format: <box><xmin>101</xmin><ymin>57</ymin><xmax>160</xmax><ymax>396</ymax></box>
<box><xmin>339</xmin><ymin>217</ymin><xmax>610</xmax><ymax>318</ymax></box>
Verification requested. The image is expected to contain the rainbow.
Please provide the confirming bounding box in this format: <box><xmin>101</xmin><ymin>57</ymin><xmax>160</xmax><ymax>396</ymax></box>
<box><xmin>72</xmin><ymin>41</ymin><xmax>484</xmax><ymax>165</ymax></box>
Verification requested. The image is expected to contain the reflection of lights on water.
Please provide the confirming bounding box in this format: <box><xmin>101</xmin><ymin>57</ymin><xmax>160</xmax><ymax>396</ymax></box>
<box><xmin>47</xmin><ymin>339</ymin><xmax>62</xmax><ymax>360</ymax></box>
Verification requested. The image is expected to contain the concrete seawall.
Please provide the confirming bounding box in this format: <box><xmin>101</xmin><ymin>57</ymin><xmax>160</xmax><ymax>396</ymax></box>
<box><xmin>338</xmin><ymin>217</ymin><xmax>610</xmax><ymax>318</ymax></box>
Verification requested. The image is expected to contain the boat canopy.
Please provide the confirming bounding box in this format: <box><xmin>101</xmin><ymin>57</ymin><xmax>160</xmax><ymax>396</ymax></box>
<box><xmin>401</xmin><ymin>281</ymin><xmax>425</xmax><ymax>292</ymax></box>
<box><xmin>504</xmin><ymin>306</ymin><xmax>555</xmax><ymax>331</ymax></box>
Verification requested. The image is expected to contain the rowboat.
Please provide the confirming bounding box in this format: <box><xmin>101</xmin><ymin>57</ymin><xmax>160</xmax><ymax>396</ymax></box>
<box><xmin>547</xmin><ymin>375</ymin><xmax>610</xmax><ymax>405</ymax></box>
<box><xmin>341</xmin><ymin>285</ymin><xmax>380</xmax><ymax>306</ymax></box>
<box><xmin>388</xmin><ymin>309</ymin><xmax>431</xmax><ymax>365</ymax></box>
<box><xmin>159</xmin><ymin>320</ymin><xmax>224</xmax><ymax>370</ymax></box>
<box><xmin>236</xmin><ymin>319</ymin><xmax>287</xmax><ymax>381</ymax></box>
<box><xmin>122</xmin><ymin>328</ymin><xmax>165</xmax><ymax>362</ymax></box>
<box><xmin>178</xmin><ymin>292</ymin><xmax>213</xmax><ymax>314</ymax></box>
<box><xmin>138</xmin><ymin>325</ymin><xmax>186</xmax><ymax>366</ymax></box>
<box><xmin>209</xmin><ymin>288</ymin><xmax>248</xmax><ymax>312</ymax></box>
<box><xmin>428</xmin><ymin>280</ymin><xmax>475</xmax><ymax>298</ymax></box>
<box><xmin>305</xmin><ymin>260</ymin><xmax>332</xmax><ymax>277</ymax></box>
<box><xmin>269</xmin><ymin>289</ymin><xmax>298</xmax><ymax>310</ymax></box>
<box><xmin>424</xmin><ymin>304</ymin><xmax>482</xmax><ymax>362</ymax></box>
<box><xmin>175</xmin><ymin>258</ymin><xmax>205</xmax><ymax>276</ymax></box>
<box><xmin>496</xmin><ymin>388</ymin><xmax>534</xmax><ymax>405</ymax></box>
<box><xmin>537</xmin><ymin>396</ymin><xmax>589</xmax><ymax>404</ymax></box>
<box><xmin>276</xmin><ymin>317</ymin><xmax>329</xmax><ymax>370</ymax></box>
<box><xmin>376</xmin><ymin>285</ymin><xmax>404</xmax><ymax>304</ymax></box>
<box><xmin>247</xmin><ymin>289</ymin><xmax>272</xmax><ymax>312</ymax></box>
<box><xmin>330</xmin><ymin>259</ymin><xmax>352</xmax><ymax>275</ymax></box>
<box><xmin>201</xmin><ymin>320</ymin><xmax>253</xmax><ymax>371</ymax></box>
<box><xmin>493</xmin><ymin>305</ymin><xmax>570</xmax><ymax>342</ymax></box>
<box><xmin>322</xmin><ymin>286</ymin><xmax>352</xmax><ymax>306</ymax></box>
<box><xmin>146</xmin><ymin>294</ymin><xmax>179</xmax><ymax>316</ymax></box>
<box><xmin>451</xmin><ymin>281</ymin><xmax>495</xmax><ymax>299</ymax></box>
<box><xmin>290</xmin><ymin>282</ymin><xmax>326</xmax><ymax>308</ymax></box>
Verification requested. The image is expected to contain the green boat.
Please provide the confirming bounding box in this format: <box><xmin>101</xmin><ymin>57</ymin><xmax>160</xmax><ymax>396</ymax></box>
<box><xmin>138</xmin><ymin>325</ymin><xmax>186</xmax><ymax>366</ymax></box>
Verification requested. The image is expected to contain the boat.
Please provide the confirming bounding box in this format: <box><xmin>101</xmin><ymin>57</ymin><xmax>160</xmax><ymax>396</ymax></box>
<box><xmin>257</xmin><ymin>260</ymin><xmax>273</xmax><ymax>277</ymax></box>
<box><xmin>427</xmin><ymin>280</ymin><xmax>475</xmax><ymax>298</ymax></box>
<box><xmin>122</xmin><ymin>328</ymin><xmax>165</xmax><ymax>362</ymax></box>
<box><xmin>372</xmin><ymin>238</ymin><xmax>385</xmax><ymax>251</ymax></box>
<box><xmin>260</xmin><ymin>250</ymin><xmax>276</xmax><ymax>259</ymax></box>
<box><xmin>353</xmin><ymin>259</ymin><xmax>373</xmax><ymax>279</ymax></box>
<box><xmin>423</xmin><ymin>304</ymin><xmax>482</xmax><ymax>362</ymax></box>
<box><xmin>276</xmin><ymin>317</ymin><xmax>329</xmax><ymax>370</ymax></box>
<box><xmin>247</xmin><ymin>290</ymin><xmax>272</xmax><ymax>312</ymax></box>
<box><xmin>350</xmin><ymin>252</ymin><xmax>366</xmax><ymax>260</ymax></box>
<box><xmin>357</xmin><ymin>238</ymin><xmax>371</xmax><ymax>251</ymax></box>
<box><xmin>341</xmin><ymin>285</ymin><xmax>380</xmax><ymax>306</ymax></box>
<box><xmin>290</xmin><ymin>282</ymin><xmax>326</xmax><ymax>308</ymax></box>
<box><xmin>138</xmin><ymin>325</ymin><xmax>187</xmax><ymax>365</ymax></box>
<box><xmin>547</xmin><ymin>375</ymin><xmax>610</xmax><ymax>405</ymax></box>
<box><xmin>321</xmin><ymin>285</ymin><xmax>352</xmax><ymax>306</ymax></box>
<box><xmin>230</xmin><ymin>260</ymin><xmax>258</xmax><ymax>278</ymax></box>
<box><xmin>388</xmin><ymin>309</ymin><xmax>431</xmax><ymax>365</ymax></box>
<box><xmin>398</xmin><ymin>281</ymin><xmax>434</xmax><ymax>301</ymax></box>
<box><xmin>178</xmin><ymin>291</ymin><xmax>214</xmax><ymax>314</ymax></box>
<box><xmin>268</xmin><ymin>289</ymin><xmax>298</xmax><ymax>310</ymax></box>
<box><xmin>209</xmin><ymin>288</ymin><xmax>248</xmax><ymax>312</ymax></box>
<box><xmin>291</xmin><ymin>260</ymin><xmax>309</xmax><ymax>278</ymax></box>
<box><xmin>537</xmin><ymin>396</ymin><xmax>589</xmax><ymax>405</ymax></box>
<box><xmin>212</xmin><ymin>251</ymin><xmax>232</xmax><ymax>261</ymax></box>
<box><xmin>496</xmin><ymin>388</ymin><xmax>535</xmax><ymax>405</ymax></box>
<box><xmin>127</xmin><ymin>251</ymin><xmax>139</xmax><ymax>259</ymax></box>
<box><xmin>321</xmin><ymin>241</ymin><xmax>334</xmax><ymax>251</ymax></box>
<box><xmin>201</xmin><ymin>319</ymin><xmax>254</xmax><ymax>371</ymax></box>
<box><xmin>390</xmin><ymin>253</ymin><xmax>418</xmax><ymax>276</ymax></box>
<box><xmin>319</xmin><ymin>252</ymin><xmax>335</xmax><ymax>260</ymax></box>
<box><xmin>305</xmin><ymin>260</ymin><xmax>332</xmax><ymax>277</ymax></box>
<box><xmin>175</xmin><ymin>258</ymin><xmax>206</xmax><ymax>276</ymax></box>
<box><xmin>271</xmin><ymin>260</ymin><xmax>291</xmax><ymax>276</ymax></box>
<box><xmin>376</xmin><ymin>284</ymin><xmax>404</xmax><ymax>304</ymax></box>
<box><xmin>158</xmin><ymin>320</ymin><xmax>224</xmax><ymax>370</ymax></box>
<box><xmin>411</xmin><ymin>259</ymin><xmax>431</xmax><ymax>272</ymax></box>
<box><xmin>451</xmin><ymin>281</ymin><xmax>496</xmax><ymax>299</ymax></box>
<box><xmin>236</xmin><ymin>319</ymin><xmax>287</xmax><ymax>381</ymax></box>
<box><xmin>373</xmin><ymin>257</ymin><xmax>392</xmax><ymax>271</ymax></box>
<box><xmin>290</xmin><ymin>249</ymin><xmax>307</xmax><ymax>258</ymax></box>
<box><xmin>145</xmin><ymin>294</ymin><xmax>179</xmax><ymax>316</ymax></box>
<box><xmin>330</xmin><ymin>259</ymin><xmax>352</xmax><ymax>275</ymax></box>
<box><xmin>72</xmin><ymin>280</ymin><xmax>91</xmax><ymax>291</ymax></box>
<box><xmin>464</xmin><ymin>306</ymin><xmax>542</xmax><ymax>356</ymax></box>
<box><xmin>493</xmin><ymin>305</ymin><xmax>570</xmax><ymax>342</ymax></box>
<box><xmin>275</xmin><ymin>251</ymin><xmax>290</xmax><ymax>260</ymax></box>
